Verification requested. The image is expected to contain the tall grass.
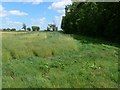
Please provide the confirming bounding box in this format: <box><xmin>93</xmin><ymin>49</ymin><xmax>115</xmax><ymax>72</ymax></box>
<box><xmin>2</xmin><ymin>32</ymin><xmax>78</xmax><ymax>60</ymax></box>
<box><xmin>2</xmin><ymin>31</ymin><xmax>119</xmax><ymax>88</ymax></box>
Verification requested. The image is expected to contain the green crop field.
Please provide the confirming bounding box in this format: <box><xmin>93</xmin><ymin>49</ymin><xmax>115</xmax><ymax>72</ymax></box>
<box><xmin>2</xmin><ymin>31</ymin><xmax>119</xmax><ymax>88</ymax></box>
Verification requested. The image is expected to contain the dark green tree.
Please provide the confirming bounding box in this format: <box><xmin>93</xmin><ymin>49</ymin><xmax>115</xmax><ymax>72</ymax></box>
<box><xmin>11</xmin><ymin>28</ymin><xmax>16</xmax><ymax>31</ymax></box>
<box><xmin>22</xmin><ymin>23</ymin><xmax>27</xmax><ymax>31</ymax></box>
<box><xmin>27</xmin><ymin>27</ymin><xmax>31</xmax><ymax>31</ymax></box>
<box><xmin>48</xmin><ymin>24</ymin><xmax>57</xmax><ymax>31</ymax></box>
<box><xmin>32</xmin><ymin>26</ymin><xmax>40</xmax><ymax>31</ymax></box>
<box><xmin>61</xmin><ymin>2</ymin><xmax>120</xmax><ymax>42</ymax></box>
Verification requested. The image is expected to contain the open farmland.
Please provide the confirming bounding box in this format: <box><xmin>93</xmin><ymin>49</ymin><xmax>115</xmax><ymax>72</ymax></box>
<box><xmin>2</xmin><ymin>31</ymin><xmax>119</xmax><ymax>88</ymax></box>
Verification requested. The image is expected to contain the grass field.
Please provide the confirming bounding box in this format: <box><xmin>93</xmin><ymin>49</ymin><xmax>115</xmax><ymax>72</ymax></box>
<box><xmin>2</xmin><ymin>31</ymin><xmax>119</xmax><ymax>88</ymax></box>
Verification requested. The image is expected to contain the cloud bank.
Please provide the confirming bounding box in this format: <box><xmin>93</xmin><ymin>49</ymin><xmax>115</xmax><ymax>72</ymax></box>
<box><xmin>0</xmin><ymin>5</ymin><xmax>28</xmax><ymax>17</ymax></box>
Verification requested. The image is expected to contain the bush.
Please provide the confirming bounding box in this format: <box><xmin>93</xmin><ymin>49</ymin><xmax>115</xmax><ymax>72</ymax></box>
<box><xmin>32</xmin><ymin>26</ymin><xmax>40</xmax><ymax>31</ymax></box>
<box><xmin>27</xmin><ymin>27</ymin><xmax>31</xmax><ymax>31</ymax></box>
<box><xmin>11</xmin><ymin>28</ymin><xmax>16</xmax><ymax>31</ymax></box>
<box><xmin>3</xmin><ymin>28</ymin><xmax>11</xmax><ymax>31</ymax></box>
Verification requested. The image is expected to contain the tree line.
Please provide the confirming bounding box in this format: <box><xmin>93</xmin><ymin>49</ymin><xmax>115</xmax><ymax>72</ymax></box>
<box><xmin>22</xmin><ymin>24</ymin><xmax>40</xmax><ymax>31</ymax></box>
<box><xmin>2</xmin><ymin>24</ymin><xmax>40</xmax><ymax>32</ymax></box>
<box><xmin>3</xmin><ymin>23</ymin><xmax>58</xmax><ymax>32</ymax></box>
<box><xmin>61</xmin><ymin>2</ymin><xmax>120</xmax><ymax>42</ymax></box>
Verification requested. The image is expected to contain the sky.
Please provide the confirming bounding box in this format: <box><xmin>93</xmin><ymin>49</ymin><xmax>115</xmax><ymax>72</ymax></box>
<box><xmin>0</xmin><ymin>0</ymin><xmax>72</xmax><ymax>30</ymax></box>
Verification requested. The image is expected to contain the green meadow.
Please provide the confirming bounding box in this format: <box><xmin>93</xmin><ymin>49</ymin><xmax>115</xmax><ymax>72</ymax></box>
<box><xmin>2</xmin><ymin>31</ymin><xmax>119</xmax><ymax>88</ymax></box>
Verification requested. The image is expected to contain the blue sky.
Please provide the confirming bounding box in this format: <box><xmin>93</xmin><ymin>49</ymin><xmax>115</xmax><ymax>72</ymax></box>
<box><xmin>0</xmin><ymin>0</ymin><xmax>72</xmax><ymax>30</ymax></box>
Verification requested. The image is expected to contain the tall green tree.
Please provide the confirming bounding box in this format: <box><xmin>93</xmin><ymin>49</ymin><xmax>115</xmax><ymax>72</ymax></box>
<box><xmin>48</xmin><ymin>24</ymin><xmax>57</xmax><ymax>31</ymax></box>
<box><xmin>61</xmin><ymin>2</ymin><xmax>120</xmax><ymax>42</ymax></box>
<box><xmin>22</xmin><ymin>23</ymin><xmax>27</xmax><ymax>31</ymax></box>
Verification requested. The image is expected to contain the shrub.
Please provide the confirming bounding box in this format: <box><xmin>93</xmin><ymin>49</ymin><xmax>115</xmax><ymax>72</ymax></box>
<box><xmin>27</xmin><ymin>27</ymin><xmax>31</xmax><ymax>31</ymax></box>
<box><xmin>32</xmin><ymin>26</ymin><xmax>40</xmax><ymax>31</ymax></box>
<box><xmin>11</xmin><ymin>28</ymin><xmax>16</xmax><ymax>31</ymax></box>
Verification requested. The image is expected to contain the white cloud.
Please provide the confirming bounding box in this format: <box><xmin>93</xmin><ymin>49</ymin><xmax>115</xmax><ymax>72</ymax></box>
<box><xmin>0</xmin><ymin>4</ymin><xmax>7</xmax><ymax>17</ymax></box>
<box><xmin>9</xmin><ymin>21</ymin><xmax>23</xmax><ymax>27</ymax></box>
<box><xmin>55</xmin><ymin>15</ymin><xmax>64</xmax><ymax>29</ymax></box>
<box><xmin>36</xmin><ymin>0</ymin><xmax>72</xmax><ymax>30</ymax></box>
<box><xmin>0</xmin><ymin>4</ymin><xmax>28</xmax><ymax>17</ymax></box>
<box><xmin>0</xmin><ymin>5</ymin><xmax>4</xmax><ymax>12</ymax></box>
<box><xmin>31</xmin><ymin>17</ymin><xmax>46</xmax><ymax>23</ymax></box>
<box><xmin>48</xmin><ymin>0</ymin><xmax>72</xmax><ymax>15</ymax></box>
<box><xmin>32</xmin><ymin>0</ymin><xmax>43</xmax><ymax>4</ymax></box>
<box><xmin>9</xmin><ymin>10</ymin><xmax>28</xmax><ymax>16</ymax></box>
<box><xmin>1</xmin><ymin>17</ymin><xmax>23</xmax><ymax>29</ymax></box>
<box><xmin>1</xmin><ymin>0</ymin><xmax>58</xmax><ymax>2</ymax></box>
<box><xmin>31</xmin><ymin>17</ymin><xmax>47</xmax><ymax>30</ymax></box>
